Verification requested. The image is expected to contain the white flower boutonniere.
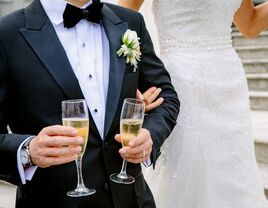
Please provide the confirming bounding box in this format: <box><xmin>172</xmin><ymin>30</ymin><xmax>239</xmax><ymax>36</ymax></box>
<box><xmin>117</xmin><ymin>29</ymin><xmax>141</xmax><ymax>72</ymax></box>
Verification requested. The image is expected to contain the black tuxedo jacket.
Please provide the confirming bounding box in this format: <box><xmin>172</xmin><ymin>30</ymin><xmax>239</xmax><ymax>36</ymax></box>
<box><xmin>0</xmin><ymin>1</ymin><xmax>180</xmax><ymax>207</ymax></box>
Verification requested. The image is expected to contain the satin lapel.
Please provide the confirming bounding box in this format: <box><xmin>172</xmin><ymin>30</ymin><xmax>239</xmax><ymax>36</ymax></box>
<box><xmin>101</xmin><ymin>5</ymin><xmax>128</xmax><ymax>139</ymax></box>
<box><xmin>20</xmin><ymin>1</ymin><xmax>83</xmax><ymax>100</ymax></box>
<box><xmin>19</xmin><ymin>0</ymin><xmax>100</xmax><ymax>138</ymax></box>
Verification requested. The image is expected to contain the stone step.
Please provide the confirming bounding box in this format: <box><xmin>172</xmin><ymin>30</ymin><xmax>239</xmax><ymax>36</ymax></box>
<box><xmin>242</xmin><ymin>59</ymin><xmax>268</xmax><ymax>74</ymax></box>
<box><xmin>249</xmin><ymin>91</ymin><xmax>268</xmax><ymax>111</ymax></box>
<box><xmin>251</xmin><ymin>110</ymin><xmax>268</xmax><ymax>199</ymax></box>
<box><xmin>232</xmin><ymin>31</ymin><xmax>268</xmax><ymax>47</ymax></box>
<box><xmin>247</xmin><ymin>73</ymin><xmax>268</xmax><ymax>91</ymax></box>
<box><xmin>252</xmin><ymin>110</ymin><xmax>268</xmax><ymax>164</ymax></box>
<box><xmin>257</xmin><ymin>163</ymin><xmax>268</xmax><ymax>199</ymax></box>
<box><xmin>254</xmin><ymin>0</ymin><xmax>268</xmax><ymax>4</ymax></box>
<box><xmin>255</xmin><ymin>137</ymin><xmax>268</xmax><ymax>164</ymax></box>
<box><xmin>235</xmin><ymin>45</ymin><xmax>268</xmax><ymax>60</ymax></box>
<box><xmin>0</xmin><ymin>180</ymin><xmax>16</xmax><ymax>208</ymax></box>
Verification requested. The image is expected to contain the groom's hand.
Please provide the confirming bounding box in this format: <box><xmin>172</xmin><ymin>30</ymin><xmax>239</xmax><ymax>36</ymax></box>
<box><xmin>29</xmin><ymin>125</ymin><xmax>84</xmax><ymax>168</ymax></box>
<box><xmin>114</xmin><ymin>128</ymin><xmax>153</xmax><ymax>164</ymax></box>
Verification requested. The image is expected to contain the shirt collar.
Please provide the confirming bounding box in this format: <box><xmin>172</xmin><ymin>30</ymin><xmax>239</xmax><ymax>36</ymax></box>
<box><xmin>40</xmin><ymin>0</ymin><xmax>93</xmax><ymax>25</ymax></box>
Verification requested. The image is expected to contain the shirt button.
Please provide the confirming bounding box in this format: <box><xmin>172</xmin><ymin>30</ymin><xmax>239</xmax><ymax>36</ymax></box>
<box><xmin>94</xmin><ymin>109</ymin><xmax>98</xmax><ymax>113</ymax></box>
<box><xmin>82</xmin><ymin>42</ymin><xmax>86</xmax><ymax>48</ymax></box>
<box><xmin>88</xmin><ymin>74</ymin><xmax>92</xmax><ymax>79</ymax></box>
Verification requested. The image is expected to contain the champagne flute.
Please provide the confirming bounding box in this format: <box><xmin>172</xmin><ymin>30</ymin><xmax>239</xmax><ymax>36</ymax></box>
<box><xmin>110</xmin><ymin>98</ymin><xmax>145</xmax><ymax>184</ymax></box>
<box><xmin>62</xmin><ymin>99</ymin><xmax>96</xmax><ymax>197</ymax></box>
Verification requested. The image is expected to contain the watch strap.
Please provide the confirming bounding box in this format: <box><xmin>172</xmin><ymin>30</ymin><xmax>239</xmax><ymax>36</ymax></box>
<box><xmin>21</xmin><ymin>137</ymin><xmax>34</xmax><ymax>167</ymax></box>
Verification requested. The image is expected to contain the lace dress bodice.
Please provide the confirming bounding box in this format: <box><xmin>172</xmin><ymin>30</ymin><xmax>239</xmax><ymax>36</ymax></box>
<box><xmin>153</xmin><ymin>0</ymin><xmax>242</xmax><ymax>50</ymax></box>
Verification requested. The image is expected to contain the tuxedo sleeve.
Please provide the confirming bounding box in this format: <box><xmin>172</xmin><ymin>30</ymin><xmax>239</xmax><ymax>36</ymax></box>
<box><xmin>137</xmin><ymin>14</ymin><xmax>180</xmax><ymax>168</ymax></box>
<box><xmin>0</xmin><ymin>39</ymin><xmax>33</xmax><ymax>186</ymax></box>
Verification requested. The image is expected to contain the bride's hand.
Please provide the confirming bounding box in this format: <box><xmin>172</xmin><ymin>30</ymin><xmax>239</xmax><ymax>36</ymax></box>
<box><xmin>136</xmin><ymin>87</ymin><xmax>164</xmax><ymax>112</ymax></box>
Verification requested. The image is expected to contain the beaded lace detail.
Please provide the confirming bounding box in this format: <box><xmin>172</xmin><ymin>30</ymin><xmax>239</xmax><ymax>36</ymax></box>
<box><xmin>143</xmin><ymin>1</ymin><xmax>268</xmax><ymax>208</ymax></box>
<box><xmin>159</xmin><ymin>36</ymin><xmax>233</xmax><ymax>51</ymax></box>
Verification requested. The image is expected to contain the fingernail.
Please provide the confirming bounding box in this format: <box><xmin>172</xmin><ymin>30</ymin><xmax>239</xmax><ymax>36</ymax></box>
<box><xmin>78</xmin><ymin>137</ymin><xmax>84</xmax><ymax>144</ymax></box>
<box><xmin>77</xmin><ymin>146</ymin><xmax>82</xmax><ymax>153</ymax></box>
<box><xmin>129</xmin><ymin>141</ymin><xmax>134</xmax><ymax>146</ymax></box>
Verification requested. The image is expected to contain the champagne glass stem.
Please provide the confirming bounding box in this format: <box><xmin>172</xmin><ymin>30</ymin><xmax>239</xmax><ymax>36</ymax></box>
<box><xmin>118</xmin><ymin>159</ymin><xmax>128</xmax><ymax>179</ymax></box>
<box><xmin>75</xmin><ymin>158</ymin><xmax>86</xmax><ymax>189</ymax></box>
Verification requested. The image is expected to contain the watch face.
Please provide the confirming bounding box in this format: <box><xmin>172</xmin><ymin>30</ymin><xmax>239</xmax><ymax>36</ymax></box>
<box><xmin>21</xmin><ymin>149</ymin><xmax>30</xmax><ymax>165</ymax></box>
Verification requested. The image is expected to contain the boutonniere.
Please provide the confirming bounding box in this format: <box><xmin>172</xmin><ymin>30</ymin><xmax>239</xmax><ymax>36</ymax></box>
<box><xmin>117</xmin><ymin>29</ymin><xmax>142</xmax><ymax>72</ymax></box>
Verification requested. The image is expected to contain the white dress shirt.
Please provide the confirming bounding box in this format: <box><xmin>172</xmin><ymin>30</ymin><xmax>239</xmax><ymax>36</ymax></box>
<box><xmin>40</xmin><ymin>0</ymin><xmax>110</xmax><ymax>138</ymax></box>
<box><xmin>17</xmin><ymin>0</ymin><xmax>110</xmax><ymax>184</ymax></box>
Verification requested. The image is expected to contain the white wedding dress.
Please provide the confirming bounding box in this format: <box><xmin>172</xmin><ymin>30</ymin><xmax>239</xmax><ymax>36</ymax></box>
<box><xmin>143</xmin><ymin>0</ymin><xmax>268</xmax><ymax>207</ymax></box>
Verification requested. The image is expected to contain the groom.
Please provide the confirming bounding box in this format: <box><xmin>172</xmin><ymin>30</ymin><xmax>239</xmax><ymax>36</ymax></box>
<box><xmin>0</xmin><ymin>0</ymin><xmax>179</xmax><ymax>207</ymax></box>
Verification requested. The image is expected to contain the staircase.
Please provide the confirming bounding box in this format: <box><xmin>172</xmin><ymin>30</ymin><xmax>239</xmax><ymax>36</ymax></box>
<box><xmin>232</xmin><ymin>28</ymin><xmax>268</xmax><ymax>199</ymax></box>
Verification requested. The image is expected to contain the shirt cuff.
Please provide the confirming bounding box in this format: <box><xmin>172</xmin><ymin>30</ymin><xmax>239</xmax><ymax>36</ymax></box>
<box><xmin>143</xmin><ymin>158</ymin><xmax>152</xmax><ymax>167</ymax></box>
<box><xmin>17</xmin><ymin>136</ymin><xmax>37</xmax><ymax>185</ymax></box>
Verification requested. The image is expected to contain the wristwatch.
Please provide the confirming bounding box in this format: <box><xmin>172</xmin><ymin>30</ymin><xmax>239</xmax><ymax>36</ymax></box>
<box><xmin>20</xmin><ymin>139</ymin><xmax>34</xmax><ymax>168</ymax></box>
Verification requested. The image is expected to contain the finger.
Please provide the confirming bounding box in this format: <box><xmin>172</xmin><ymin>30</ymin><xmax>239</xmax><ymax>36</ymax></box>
<box><xmin>124</xmin><ymin>147</ymin><xmax>152</xmax><ymax>160</ymax></box>
<box><xmin>117</xmin><ymin>132</ymin><xmax>149</xmax><ymax>155</ymax></box>
<box><xmin>128</xmin><ymin>129</ymin><xmax>150</xmax><ymax>147</ymax></box>
<box><xmin>147</xmin><ymin>88</ymin><xmax>162</xmax><ymax>104</ymax></box>
<box><xmin>143</xmin><ymin>87</ymin><xmax>157</xmax><ymax>102</ymax></box>
<box><xmin>122</xmin><ymin>142</ymin><xmax>148</xmax><ymax>155</ymax></box>
<box><xmin>43</xmin><ymin>154</ymin><xmax>78</xmax><ymax>167</ymax></box>
<box><xmin>42</xmin><ymin>125</ymin><xmax>78</xmax><ymax>137</ymax></box>
<box><xmin>41</xmin><ymin>146</ymin><xmax>82</xmax><ymax>157</ymax></box>
<box><xmin>136</xmin><ymin>89</ymin><xmax>144</xmax><ymax>100</ymax></box>
<box><xmin>145</xmin><ymin>97</ymin><xmax>164</xmax><ymax>112</ymax></box>
<box><xmin>114</xmin><ymin>134</ymin><xmax>121</xmax><ymax>143</ymax></box>
<box><xmin>124</xmin><ymin>133</ymin><xmax>153</xmax><ymax>155</ymax></box>
<box><xmin>126</xmin><ymin>154</ymin><xmax>151</xmax><ymax>164</ymax></box>
<box><xmin>43</xmin><ymin>136</ymin><xmax>84</xmax><ymax>147</ymax></box>
<box><xmin>119</xmin><ymin>137</ymin><xmax>152</xmax><ymax>155</ymax></box>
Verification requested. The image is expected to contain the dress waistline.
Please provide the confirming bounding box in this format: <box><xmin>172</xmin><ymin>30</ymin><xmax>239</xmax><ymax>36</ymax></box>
<box><xmin>159</xmin><ymin>36</ymin><xmax>233</xmax><ymax>50</ymax></box>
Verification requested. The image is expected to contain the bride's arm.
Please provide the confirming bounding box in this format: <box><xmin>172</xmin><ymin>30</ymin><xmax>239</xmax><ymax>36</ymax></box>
<box><xmin>117</xmin><ymin>0</ymin><xmax>144</xmax><ymax>11</ymax></box>
<box><xmin>234</xmin><ymin>0</ymin><xmax>268</xmax><ymax>38</ymax></box>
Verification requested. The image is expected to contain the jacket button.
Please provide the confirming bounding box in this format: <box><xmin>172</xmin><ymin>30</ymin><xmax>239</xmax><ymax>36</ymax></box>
<box><xmin>103</xmin><ymin>142</ymin><xmax>108</xmax><ymax>151</ymax></box>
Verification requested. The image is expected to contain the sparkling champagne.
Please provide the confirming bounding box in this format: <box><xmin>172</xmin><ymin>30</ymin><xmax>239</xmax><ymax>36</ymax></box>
<box><xmin>62</xmin><ymin>118</ymin><xmax>89</xmax><ymax>158</ymax></box>
<box><xmin>120</xmin><ymin>119</ymin><xmax>142</xmax><ymax>147</ymax></box>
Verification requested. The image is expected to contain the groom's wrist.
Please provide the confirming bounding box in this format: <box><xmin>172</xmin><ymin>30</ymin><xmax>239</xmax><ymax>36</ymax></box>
<box><xmin>20</xmin><ymin>137</ymin><xmax>35</xmax><ymax>168</ymax></box>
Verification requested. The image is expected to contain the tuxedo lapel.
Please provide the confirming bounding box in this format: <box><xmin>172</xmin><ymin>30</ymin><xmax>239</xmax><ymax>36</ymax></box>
<box><xmin>20</xmin><ymin>0</ymin><xmax>83</xmax><ymax>100</ymax></box>
<box><xmin>101</xmin><ymin>5</ymin><xmax>128</xmax><ymax>139</ymax></box>
<box><xmin>19</xmin><ymin>0</ymin><xmax>100</xmax><ymax>138</ymax></box>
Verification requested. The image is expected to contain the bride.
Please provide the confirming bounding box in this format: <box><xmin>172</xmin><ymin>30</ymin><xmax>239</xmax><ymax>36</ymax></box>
<box><xmin>118</xmin><ymin>0</ymin><xmax>268</xmax><ymax>207</ymax></box>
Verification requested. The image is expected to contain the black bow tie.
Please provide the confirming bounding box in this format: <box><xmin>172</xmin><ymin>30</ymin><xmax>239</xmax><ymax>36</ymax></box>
<box><xmin>63</xmin><ymin>2</ymin><xmax>103</xmax><ymax>29</ymax></box>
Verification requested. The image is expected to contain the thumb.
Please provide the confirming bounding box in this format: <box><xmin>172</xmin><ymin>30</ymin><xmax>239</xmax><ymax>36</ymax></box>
<box><xmin>114</xmin><ymin>134</ymin><xmax>122</xmax><ymax>143</ymax></box>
